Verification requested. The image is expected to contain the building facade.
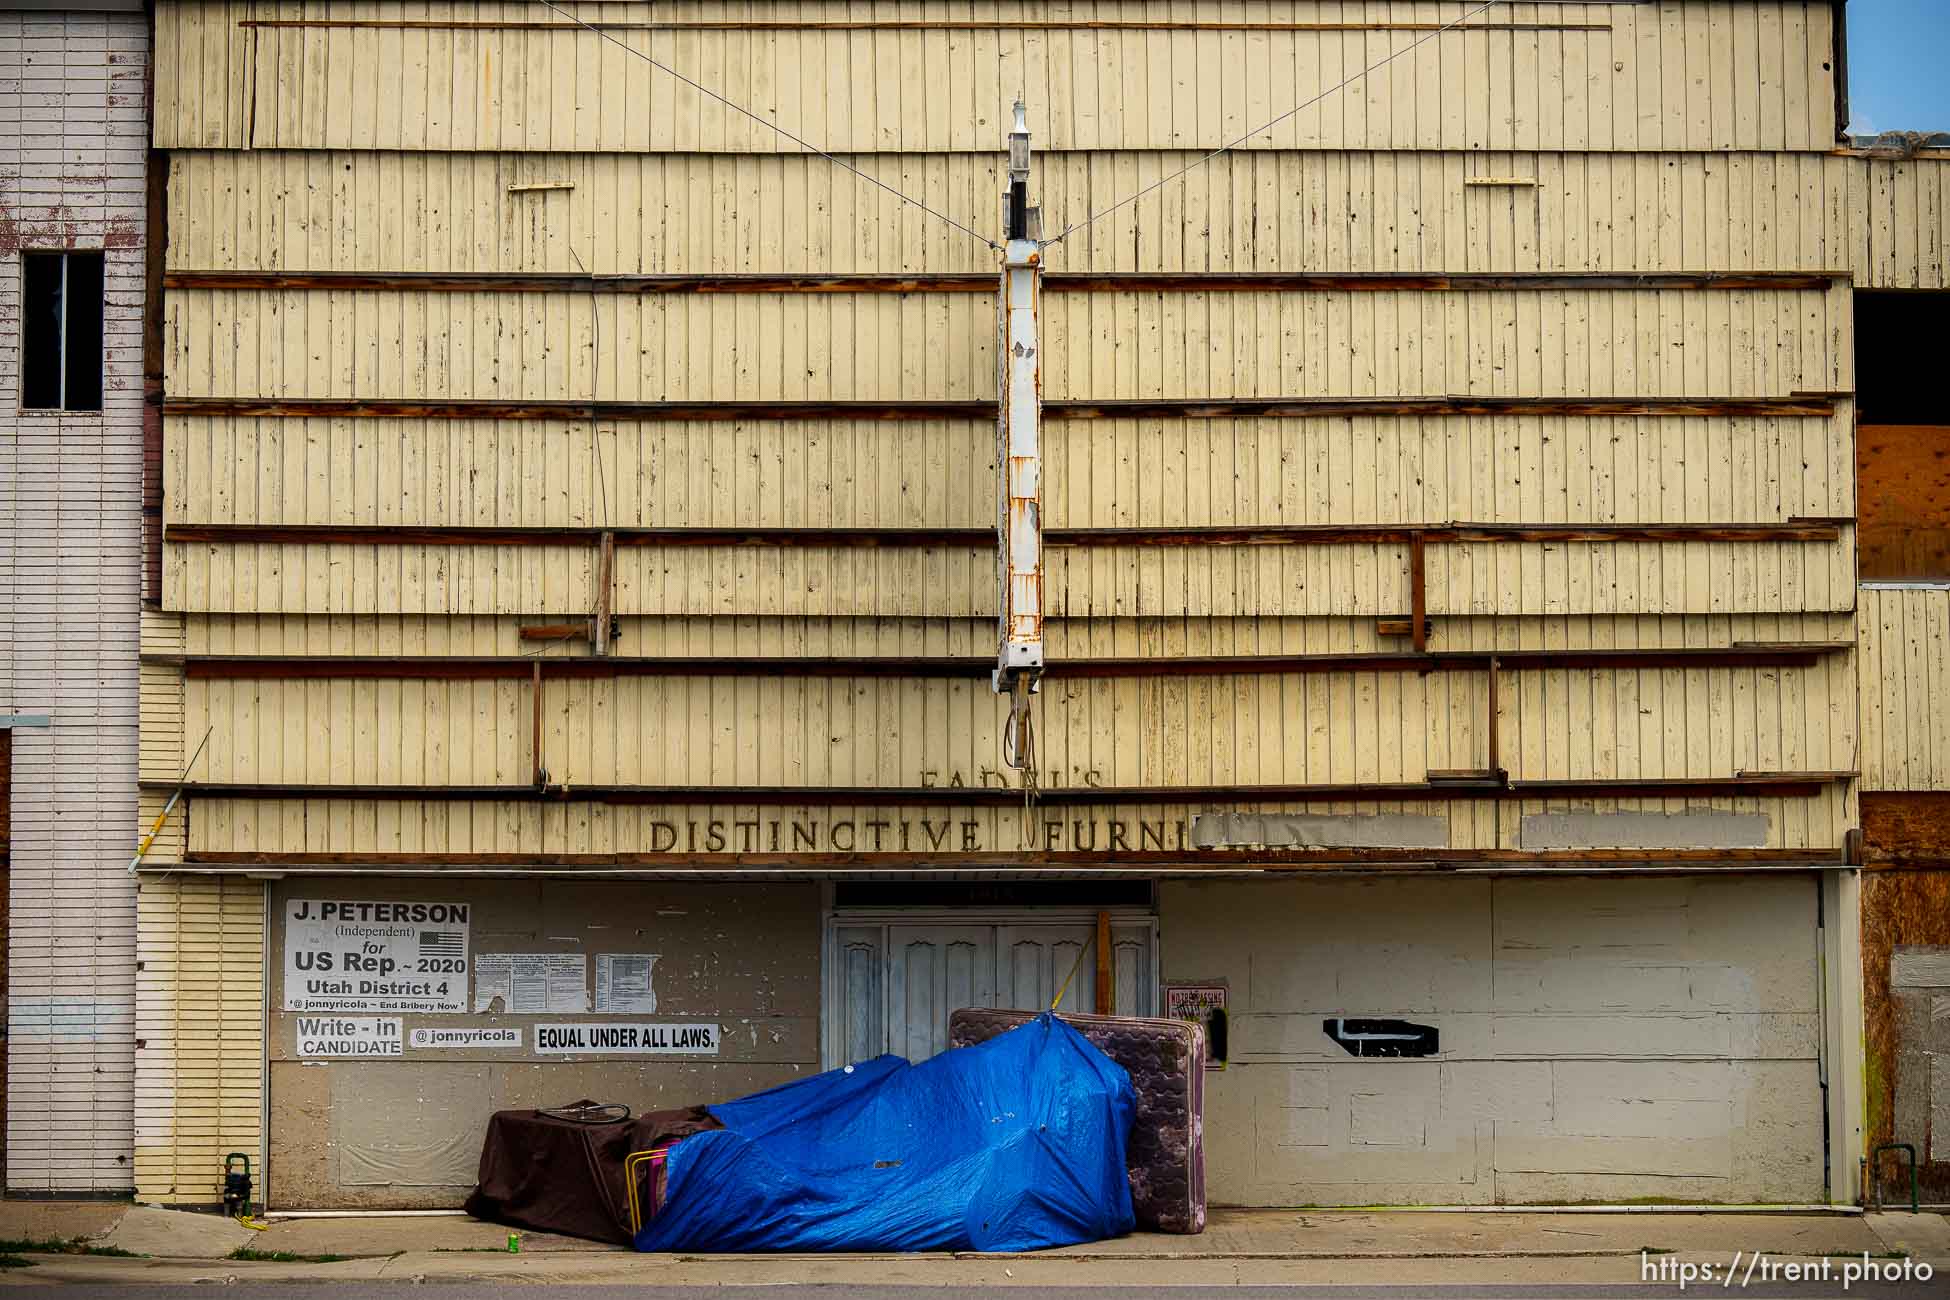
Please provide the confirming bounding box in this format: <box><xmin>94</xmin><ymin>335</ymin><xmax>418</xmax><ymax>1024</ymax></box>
<box><xmin>1853</xmin><ymin>229</ymin><xmax>1950</xmax><ymax>1208</ymax></box>
<box><xmin>0</xmin><ymin>0</ymin><xmax>150</xmax><ymax>1196</ymax></box>
<box><xmin>121</xmin><ymin>0</ymin><xmax>1945</xmax><ymax>1210</ymax></box>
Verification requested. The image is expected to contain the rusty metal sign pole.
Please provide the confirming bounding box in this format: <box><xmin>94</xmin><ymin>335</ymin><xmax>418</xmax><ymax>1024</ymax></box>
<box><xmin>995</xmin><ymin>101</ymin><xmax>1044</xmax><ymax>792</ymax></box>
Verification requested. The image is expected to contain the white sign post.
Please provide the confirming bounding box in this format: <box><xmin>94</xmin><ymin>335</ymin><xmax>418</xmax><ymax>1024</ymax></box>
<box><xmin>283</xmin><ymin>899</ymin><xmax>470</xmax><ymax>1013</ymax></box>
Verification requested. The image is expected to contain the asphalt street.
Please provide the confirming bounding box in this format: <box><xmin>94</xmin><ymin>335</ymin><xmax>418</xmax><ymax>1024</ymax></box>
<box><xmin>10</xmin><ymin>1285</ymin><xmax>1943</xmax><ymax>1299</ymax></box>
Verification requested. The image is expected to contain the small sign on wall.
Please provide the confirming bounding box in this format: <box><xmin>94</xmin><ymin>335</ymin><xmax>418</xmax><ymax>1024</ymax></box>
<box><xmin>296</xmin><ymin>1016</ymin><xmax>402</xmax><ymax>1057</ymax></box>
<box><xmin>474</xmin><ymin>953</ymin><xmax>589</xmax><ymax>1014</ymax></box>
<box><xmin>284</xmin><ymin>899</ymin><xmax>469</xmax><ymax>1014</ymax></box>
<box><xmin>408</xmin><ymin>1026</ymin><xmax>522</xmax><ymax>1050</ymax></box>
<box><xmin>1163</xmin><ymin>983</ymin><xmax>1228</xmax><ymax>1069</ymax></box>
<box><xmin>594</xmin><ymin>953</ymin><xmax>660</xmax><ymax>1013</ymax></box>
<box><xmin>533</xmin><ymin>1022</ymin><xmax>720</xmax><ymax>1056</ymax></box>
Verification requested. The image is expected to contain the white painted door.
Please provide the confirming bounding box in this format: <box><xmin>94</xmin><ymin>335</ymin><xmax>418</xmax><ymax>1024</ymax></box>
<box><xmin>823</xmin><ymin>914</ymin><xmax>1157</xmax><ymax>1067</ymax></box>
<box><xmin>886</xmin><ymin>925</ymin><xmax>996</xmax><ymax>1062</ymax></box>
<box><xmin>994</xmin><ymin>924</ymin><xmax>1097</xmax><ymax>1013</ymax></box>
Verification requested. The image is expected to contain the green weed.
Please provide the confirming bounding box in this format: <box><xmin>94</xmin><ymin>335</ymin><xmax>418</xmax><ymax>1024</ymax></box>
<box><xmin>227</xmin><ymin>1247</ymin><xmax>351</xmax><ymax>1263</ymax></box>
<box><xmin>0</xmin><ymin>1237</ymin><xmax>139</xmax><ymax>1258</ymax></box>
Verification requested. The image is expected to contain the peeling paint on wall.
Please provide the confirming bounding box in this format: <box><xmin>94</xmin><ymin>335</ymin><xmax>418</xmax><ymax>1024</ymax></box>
<box><xmin>1519</xmin><ymin>812</ymin><xmax>1770</xmax><ymax>850</ymax></box>
<box><xmin>1191</xmin><ymin>813</ymin><xmax>1446</xmax><ymax>850</ymax></box>
<box><xmin>266</xmin><ymin>878</ymin><xmax>819</xmax><ymax>1208</ymax></box>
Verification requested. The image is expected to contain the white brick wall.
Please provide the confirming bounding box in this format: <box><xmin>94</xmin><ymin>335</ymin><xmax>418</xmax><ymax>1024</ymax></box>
<box><xmin>0</xmin><ymin>7</ymin><xmax>147</xmax><ymax>1193</ymax></box>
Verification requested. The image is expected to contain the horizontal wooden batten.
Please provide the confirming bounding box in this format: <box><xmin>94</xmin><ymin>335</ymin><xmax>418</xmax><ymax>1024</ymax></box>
<box><xmin>163</xmin><ymin>397</ymin><xmax>992</xmax><ymax>422</ymax></box>
<box><xmin>172</xmin><ymin>848</ymin><xmax>1844</xmax><ymax>870</ymax></box>
<box><xmin>149</xmin><ymin>774</ymin><xmax>1853</xmax><ymax>806</ymax></box>
<box><xmin>1049</xmin><ymin>397</ymin><xmax>1842</xmax><ymax>420</ymax></box>
<box><xmin>163</xmin><ymin>522</ymin><xmax>1846</xmax><ymax>548</ymax></box>
<box><xmin>233</xmin><ymin>19</ymin><xmax>1612</xmax><ymax>34</ymax></box>
<box><xmin>161</xmin><ymin>270</ymin><xmax>1841</xmax><ymax>294</ymax></box>
<box><xmin>160</xmin><ymin>395</ymin><xmax>1841</xmax><ymax>421</ymax></box>
<box><xmin>165</xmin><ymin>643</ymin><xmax>1852</xmax><ymax>682</ymax></box>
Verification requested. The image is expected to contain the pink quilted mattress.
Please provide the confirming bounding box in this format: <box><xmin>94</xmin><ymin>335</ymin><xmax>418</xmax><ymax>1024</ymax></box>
<box><xmin>948</xmin><ymin>1008</ymin><xmax>1206</xmax><ymax>1234</ymax></box>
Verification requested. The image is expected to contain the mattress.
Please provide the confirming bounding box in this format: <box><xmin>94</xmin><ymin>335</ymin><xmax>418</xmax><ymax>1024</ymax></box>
<box><xmin>464</xmin><ymin>1101</ymin><xmax>721</xmax><ymax>1245</ymax></box>
<box><xmin>948</xmin><ymin>1009</ymin><xmax>1206</xmax><ymax>1233</ymax></box>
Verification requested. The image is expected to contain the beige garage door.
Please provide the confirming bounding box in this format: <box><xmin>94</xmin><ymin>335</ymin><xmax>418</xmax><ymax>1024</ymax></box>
<box><xmin>1161</xmin><ymin>874</ymin><xmax>1824</xmax><ymax>1206</ymax></box>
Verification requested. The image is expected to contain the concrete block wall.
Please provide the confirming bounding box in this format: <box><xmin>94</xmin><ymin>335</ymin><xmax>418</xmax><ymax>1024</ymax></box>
<box><xmin>0</xmin><ymin>6</ymin><xmax>148</xmax><ymax>1193</ymax></box>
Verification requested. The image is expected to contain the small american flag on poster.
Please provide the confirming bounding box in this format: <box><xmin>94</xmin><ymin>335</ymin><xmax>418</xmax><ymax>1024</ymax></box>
<box><xmin>419</xmin><ymin>930</ymin><xmax>465</xmax><ymax>958</ymax></box>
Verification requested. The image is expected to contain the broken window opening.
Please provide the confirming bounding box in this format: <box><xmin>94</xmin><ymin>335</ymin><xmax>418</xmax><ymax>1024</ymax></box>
<box><xmin>1856</xmin><ymin>290</ymin><xmax>1950</xmax><ymax>580</ymax></box>
<box><xmin>20</xmin><ymin>250</ymin><xmax>106</xmax><ymax>412</ymax></box>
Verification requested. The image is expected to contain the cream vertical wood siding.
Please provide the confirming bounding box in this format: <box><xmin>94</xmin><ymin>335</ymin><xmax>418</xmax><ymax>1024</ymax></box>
<box><xmin>138</xmin><ymin>0</ymin><xmax>1894</xmax><ymax>870</ymax></box>
<box><xmin>1855</xmin><ymin>158</ymin><xmax>1950</xmax><ymax>289</ymax></box>
<box><xmin>174</xmin><ymin>658</ymin><xmax>1844</xmax><ymax>790</ymax></box>
<box><xmin>159</xmin><ymin>284</ymin><xmax>1849</xmax><ymax>399</ymax></box>
<box><xmin>161</xmin><ymin>146</ymin><xmax>1950</xmax><ymax>282</ymax></box>
<box><xmin>169</xmin><ymin>414</ymin><xmax>1845</xmax><ymax>532</ymax></box>
<box><xmin>160</xmin><ymin>147</ymin><xmax>1879</xmax><ymax>277</ymax></box>
<box><xmin>0</xmin><ymin>8</ymin><xmax>148</xmax><ymax>1194</ymax></box>
<box><xmin>1858</xmin><ymin>586</ymin><xmax>1950</xmax><ymax>792</ymax></box>
<box><xmin>132</xmin><ymin>876</ymin><xmax>265</xmax><ymax>1206</ymax></box>
<box><xmin>145</xmin><ymin>609</ymin><xmax>1857</xmax><ymax>858</ymax></box>
<box><xmin>161</xmin><ymin>541</ymin><xmax>1858</xmax><ymax>619</ymax></box>
<box><xmin>153</xmin><ymin>1</ymin><xmax>1842</xmax><ymax>155</ymax></box>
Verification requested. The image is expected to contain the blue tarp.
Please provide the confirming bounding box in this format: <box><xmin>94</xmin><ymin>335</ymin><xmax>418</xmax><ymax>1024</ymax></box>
<box><xmin>634</xmin><ymin>1012</ymin><xmax>1136</xmax><ymax>1253</ymax></box>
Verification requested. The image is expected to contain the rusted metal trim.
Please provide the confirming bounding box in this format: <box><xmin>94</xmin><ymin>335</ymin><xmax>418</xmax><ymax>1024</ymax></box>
<box><xmin>1494</xmin><ymin>642</ymin><xmax>1855</xmax><ymax>668</ymax></box>
<box><xmin>1047</xmin><ymin>272</ymin><xmax>1840</xmax><ymax>292</ymax></box>
<box><xmin>142</xmin><ymin>150</ymin><xmax>170</xmax><ymax>606</ymax></box>
<box><xmin>170</xmin><ymin>643</ymin><xmax>1852</xmax><ymax>682</ymax></box>
<box><xmin>151</xmin><ymin>774</ymin><xmax>1852</xmax><ymax>806</ymax></box>
<box><xmin>179</xmin><ymin>847</ymin><xmax>1839</xmax><ymax>868</ymax></box>
<box><xmin>161</xmin><ymin>522</ymin><xmax>1845</xmax><ymax>548</ymax></box>
<box><xmin>1053</xmin><ymin>523</ymin><xmax>1847</xmax><ymax>545</ymax></box>
<box><xmin>166</xmin><ymin>524</ymin><xmax>995</xmax><ymax>547</ymax></box>
<box><xmin>1731</xmin><ymin>769</ymin><xmax>1862</xmax><ymax>782</ymax></box>
<box><xmin>1832</xmin><ymin>0</ymin><xmax>1852</xmax><ymax>145</ymax></box>
<box><xmin>594</xmin><ymin>531</ymin><xmax>615</xmax><ymax>656</ymax></box>
<box><xmin>1487</xmin><ymin>654</ymin><xmax>1504</xmax><ymax>778</ymax></box>
<box><xmin>162</xmin><ymin>397</ymin><xmax>994</xmax><ymax>421</ymax></box>
<box><xmin>1408</xmin><ymin>531</ymin><xmax>1428</xmax><ymax>652</ymax></box>
<box><xmin>163</xmin><ymin>269</ymin><xmax>1839</xmax><ymax>294</ymax></box>
<box><xmin>181</xmin><ymin>655</ymin><xmax>987</xmax><ymax>681</ymax></box>
<box><xmin>1044</xmin><ymin>397</ymin><xmax>1839</xmax><ymax>419</ymax></box>
<box><xmin>165</xmin><ymin>271</ymin><xmax>1000</xmax><ymax>294</ymax></box>
<box><xmin>161</xmin><ymin>395</ymin><xmax>1839</xmax><ymax>421</ymax></box>
<box><xmin>530</xmin><ymin>661</ymin><xmax>544</xmax><ymax>787</ymax></box>
<box><xmin>234</xmin><ymin>19</ymin><xmax>1611</xmax><ymax>33</ymax></box>
<box><xmin>1509</xmin><ymin>774</ymin><xmax>1854</xmax><ymax>797</ymax></box>
<box><xmin>144</xmin><ymin>859</ymin><xmax>1849</xmax><ymax>878</ymax></box>
<box><xmin>1094</xmin><ymin>911</ymin><xmax>1113</xmax><ymax>1013</ymax></box>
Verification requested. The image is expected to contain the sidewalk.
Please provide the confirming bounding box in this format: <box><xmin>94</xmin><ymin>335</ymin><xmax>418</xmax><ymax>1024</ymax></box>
<box><xmin>0</xmin><ymin>1201</ymin><xmax>1942</xmax><ymax>1288</ymax></box>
